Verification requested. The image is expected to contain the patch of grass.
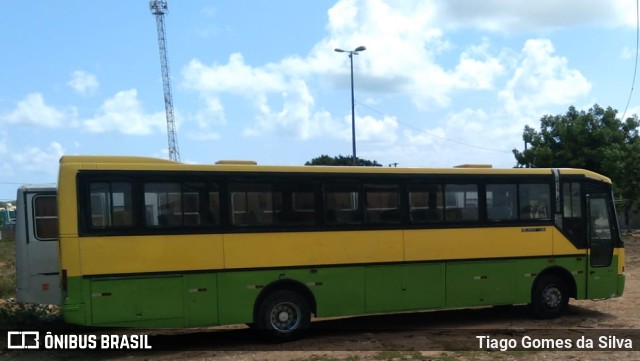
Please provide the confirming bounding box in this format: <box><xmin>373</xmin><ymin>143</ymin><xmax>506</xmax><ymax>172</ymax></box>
<box><xmin>374</xmin><ymin>350</ymin><xmax>422</xmax><ymax>361</ymax></box>
<box><xmin>0</xmin><ymin>239</ymin><xmax>17</xmax><ymax>298</ymax></box>
<box><xmin>0</xmin><ymin>276</ymin><xmax>15</xmax><ymax>299</ymax></box>
<box><xmin>293</xmin><ymin>355</ymin><xmax>351</xmax><ymax>361</ymax></box>
<box><xmin>0</xmin><ymin>236</ymin><xmax>64</xmax><ymax>328</ymax></box>
<box><xmin>423</xmin><ymin>353</ymin><xmax>460</xmax><ymax>361</ymax></box>
<box><xmin>0</xmin><ymin>299</ymin><xmax>64</xmax><ymax>328</ymax></box>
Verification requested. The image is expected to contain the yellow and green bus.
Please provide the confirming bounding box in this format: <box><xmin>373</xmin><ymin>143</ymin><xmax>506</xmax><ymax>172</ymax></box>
<box><xmin>24</xmin><ymin>155</ymin><xmax>626</xmax><ymax>340</ymax></box>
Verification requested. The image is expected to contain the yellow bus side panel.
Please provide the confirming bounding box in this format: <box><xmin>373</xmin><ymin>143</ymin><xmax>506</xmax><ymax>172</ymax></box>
<box><xmin>615</xmin><ymin>247</ymin><xmax>625</xmax><ymax>274</ymax></box>
<box><xmin>405</xmin><ymin>227</ymin><xmax>564</xmax><ymax>261</ymax></box>
<box><xmin>62</xmin><ymin>227</ymin><xmax>588</xmax><ymax>277</ymax></box>
<box><xmin>223</xmin><ymin>230</ymin><xmax>403</xmax><ymax>269</ymax></box>
<box><xmin>551</xmin><ymin>228</ymin><xmax>581</xmax><ymax>255</ymax></box>
<box><xmin>59</xmin><ymin>237</ymin><xmax>81</xmax><ymax>278</ymax></box>
<box><xmin>69</xmin><ymin>235</ymin><xmax>225</xmax><ymax>276</ymax></box>
<box><xmin>57</xmin><ymin>164</ymin><xmax>80</xmax><ymax>237</ymax></box>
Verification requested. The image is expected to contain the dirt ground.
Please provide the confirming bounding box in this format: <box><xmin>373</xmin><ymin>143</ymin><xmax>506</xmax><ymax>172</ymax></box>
<box><xmin>2</xmin><ymin>234</ymin><xmax>640</xmax><ymax>361</ymax></box>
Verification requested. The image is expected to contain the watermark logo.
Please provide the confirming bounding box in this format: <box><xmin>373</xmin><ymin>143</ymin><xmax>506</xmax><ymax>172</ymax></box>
<box><xmin>6</xmin><ymin>331</ymin><xmax>152</xmax><ymax>350</ymax></box>
<box><xmin>7</xmin><ymin>331</ymin><xmax>40</xmax><ymax>349</ymax></box>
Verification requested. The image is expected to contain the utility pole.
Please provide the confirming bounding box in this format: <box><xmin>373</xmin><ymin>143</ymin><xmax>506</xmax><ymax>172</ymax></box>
<box><xmin>150</xmin><ymin>0</ymin><xmax>180</xmax><ymax>161</ymax></box>
<box><xmin>335</xmin><ymin>46</ymin><xmax>366</xmax><ymax>166</ymax></box>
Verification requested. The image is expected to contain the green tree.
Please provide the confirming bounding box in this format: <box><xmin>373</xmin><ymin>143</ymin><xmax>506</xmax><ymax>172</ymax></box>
<box><xmin>512</xmin><ymin>104</ymin><xmax>640</xmax><ymax>229</ymax></box>
<box><xmin>305</xmin><ymin>154</ymin><xmax>382</xmax><ymax>167</ymax></box>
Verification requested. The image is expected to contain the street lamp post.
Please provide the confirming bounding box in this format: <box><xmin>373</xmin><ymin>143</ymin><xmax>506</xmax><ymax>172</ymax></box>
<box><xmin>335</xmin><ymin>46</ymin><xmax>366</xmax><ymax>166</ymax></box>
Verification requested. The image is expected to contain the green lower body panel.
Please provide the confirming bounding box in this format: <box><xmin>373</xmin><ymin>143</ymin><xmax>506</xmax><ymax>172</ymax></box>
<box><xmin>586</xmin><ymin>255</ymin><xmax>621</xmax><ymax>299</ymax></box>
<box><xmin>446</xmin><ymin>256</ymin><xmax>589</xmax><ymax>308</ymax></box>
<box><xmin>64</xmin><ymin>274</ymin><xmax>218</xmax><ymax>327</ymax></box>
<box><xmin>61</xmin><ymin>255</ymin><xmax>618</xmax><ymax>328</ymax></box>
<box><xmin>618</xmin><ymin>274</ymin><xmax>625</xmax><ymax>297</ymax></box>
<box><xmin>365</xmin><ymin>263</ymin><xmax>445</xmax><ymax>313</ymax></box>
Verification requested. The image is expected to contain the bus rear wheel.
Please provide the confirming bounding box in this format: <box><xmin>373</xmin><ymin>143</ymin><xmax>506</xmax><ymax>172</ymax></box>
<box><xmin>530</xmin><ymin>274</ymin><xmax>568</xmax><ymax>319</ymax></box>
<box><xmin>256</xmin><ymin>290</ymin><xmax>310</xmax><ymax>341</ymax></box>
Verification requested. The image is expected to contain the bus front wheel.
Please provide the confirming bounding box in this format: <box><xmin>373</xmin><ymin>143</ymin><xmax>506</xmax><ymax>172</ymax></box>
<box><xmin>530</xmin><ymin>274</ymin><xmax>568</xmax><ymax>319</ymax></box>
<box><xmin>256</xmin><ymin>290</ymin><xmax>311</xmax><ymax>341</ymax></box>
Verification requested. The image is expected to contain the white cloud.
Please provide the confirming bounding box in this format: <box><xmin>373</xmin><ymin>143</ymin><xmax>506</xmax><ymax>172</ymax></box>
<box><xmin>67</xmin><ymin>70</ymin><xmax>99</xmax><ymax>95</ymax></box>
<box><xmin>453</xmin><ymin>40</ymin><xmax>505</xmax><ymax>90</ymax></box>
<box><xmin>499</xmin><ymin>39</ymin><xmax>591</xmax><ymax>118</ymax></box>
<box><xmin>179</xmin><ymin>0</ymin><xmax>596</xmax><ymax>165</ymax></box>
<box><xmin>189</xmin><ymin>96</ymin><xmax>225</xmax><ymax>141</ymax></box>
<box><xmin>354</xmin><ymin>114</ymin><xmax>398</xmax><ymax>144</ymax></box>
<box><xmin>620</xmin><ymin>46</ymin><xmax>636</xmax><ymax>60</ymax></box>
<box><xmin>181</xmin><ymin>0</ymin><xmax>509</xmax><ymax>138</ymax></box>
<box><xmin>420</xmin><ymin>37</ymin><xmax>594</xmax><ymax>160</ymax></box>
<box><xmin>244</xmin><ymin>79</ymin><xmax>341</xmax><ymax>139</ymax></box>
<box><xmin>323</xmin><ymin>0</ymin><xmax>464</xmax><ymax>107</ymax></box>
<box><xmin>183</xmin><ymin>54</ymin><xmax>287</xmax><ymax>95</ymax></box>
<box><xmin>82</xmin><ymin>89</ymin><xmax>166</xmax><ymax>135</ymax></box>
<box><xmin>184</xmin><ymin>55</ymin><xmax>344</xmax><ymax>140</ymax></box>
<box><xmin>196</xmin><ymin>97</ymin><xmax>225</xmax><ymax>126</ymax></box>
<box><xmin>403</xmin><ymin>127</ymin><xmax>446</xmax><ymax>146</ymax></box>
<box><xmin>436</xmin><ymin>0</ymin><xmax>635</xmax><ymax>32</ymax></box>
<box><xmin>12</xmin><ymin>141</ymin><xmax>64</xmax><ymax>174</ymax></box>
<box><xmin>446</xmin><ymin>108</ymin><xmax>489</xmax><ymax>134</ymax></box>
<box><xmin>1</xmin><ymin>93</ymin><xmax>75</xmax><ymax>128</ymax></box>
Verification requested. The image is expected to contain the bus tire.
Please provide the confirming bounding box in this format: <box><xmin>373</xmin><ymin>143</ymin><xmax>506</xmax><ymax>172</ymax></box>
<box><xmin>256</xmin><ymin>290</ymin><xmax>310</xmax><ymax>341</ymax></box>
<box><xmin>530</xmin><ymin>274</ymin><xmax>568</xmax><ymax>319</ymax></box>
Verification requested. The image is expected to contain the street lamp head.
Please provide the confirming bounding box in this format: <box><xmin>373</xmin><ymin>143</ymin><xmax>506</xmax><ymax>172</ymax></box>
<box><xmin>335</xmin><ymin>46</ymin><xmax>366</xmax><ymax>54</ymax></box>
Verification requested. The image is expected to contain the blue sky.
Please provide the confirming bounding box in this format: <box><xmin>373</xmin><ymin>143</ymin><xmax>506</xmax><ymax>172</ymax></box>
<box><xmin>0</xmin><ymin>0</ymin><xmax>637</xmax><ymax>200</ymax></box>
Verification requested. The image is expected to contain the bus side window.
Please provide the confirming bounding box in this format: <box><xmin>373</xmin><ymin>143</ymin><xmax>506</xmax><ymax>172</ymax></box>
<box><xmin>324</xmin><ymin>185</ymin><xmax>361</xmax><ymax>225</ymax></box>
<box><xmin>145</xmin><ymin>183</ymin><xmax>183</xmax><ymax>226</ymax></box>
<box><xmin>33</xmin><ymin>195</ymin><xmax>58</xmax><ymax>240</ymax></box>
<box><xmin>445</xmin><ymin>184</ymin><xmax>478</xmax><ymax>222</ymax></box>
<box><xmin>89</xmin><ymin>182</ymin><xmax>133</xmax><ymax>227</ymax></box>
<box><xmin>229</xmin><ymin>183</ymin><xmax>282</xmax><ymax>226</ymax></box>
<box><xmin>563</xmin><ymin>182</ymin><xmax>582</xmax><ymax>218</ymax></box>
<box><xmin>519</xmin><ymin>184</ymin><xmax>550</xmax><ymax>220</ymax></box>
<box><xmin>288</xmin><ymin>190</ymin><xmax>316</xmax><ymax>225</ymax></box>
<box><xmin>409</xmin><ymin>184</ymin><xmax>443</xmax><ymax>223</ymax></box>
<box><xmin>486</xmin><ymin>184</ymin><xmax>516</xmax><ymax>221</ymax></box>
<box><xmin>207</xmin><ymin>190</ymin><xmax>220</xmax><ymax>225</ymax></box>
<box><xmin>561</xmin><ymin>182</ymin><xmax>585</xmax><ymax>247</ymax></box>
<box><xmin>364</xmin><ymin>184</ymin><xmax>400</xmax><ymax>224</ymax></box>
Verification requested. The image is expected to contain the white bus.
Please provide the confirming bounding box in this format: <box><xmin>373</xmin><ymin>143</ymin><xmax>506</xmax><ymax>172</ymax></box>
<box><xmin>14</xmin><ymin>184</ymin><xmax>61</xmax><ymax>305</ymax></box>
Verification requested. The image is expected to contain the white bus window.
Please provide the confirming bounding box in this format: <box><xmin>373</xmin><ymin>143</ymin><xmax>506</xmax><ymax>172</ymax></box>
<box><xmin>33</xmin><ymin>195</ymin><xmax>58</xmax><ymax>240</ymax></box>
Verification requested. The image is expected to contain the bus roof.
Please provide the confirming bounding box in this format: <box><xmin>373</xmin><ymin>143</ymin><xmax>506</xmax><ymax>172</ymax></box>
<box><xmin>58</xmin><ymin>155</ymin><xmax>612</xmax><ymax>184</ymax></box>
<box><xmin>17</xmin><ymin>184</ymin><xmax>57</xmax><ymax>192</ymax></box>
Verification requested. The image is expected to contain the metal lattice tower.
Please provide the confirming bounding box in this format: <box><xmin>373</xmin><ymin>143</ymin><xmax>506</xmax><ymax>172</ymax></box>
<box><xmin>150</xmin><ymin>0</ymin><xmax>180</xmax><ymax>162</ymax></box>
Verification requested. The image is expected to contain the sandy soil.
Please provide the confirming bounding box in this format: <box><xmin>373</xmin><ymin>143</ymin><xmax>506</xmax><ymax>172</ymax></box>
<box><xmin>2</xmin><ymin>234</ymin><xmax>639</xmax><ymax>361</ymax></box>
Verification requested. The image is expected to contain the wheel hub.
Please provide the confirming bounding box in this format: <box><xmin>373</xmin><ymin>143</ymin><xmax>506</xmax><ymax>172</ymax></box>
<box><xmin>270</xmin><ymin>301</ymin><xmax>301</xmax><ymax>332</ymax></box>
<box><xmin>544</xmin><ymin>286</ymin><xmax>561</xmax><ymax>308</ymax></box>
<box><xmin>278</xmin><ymin>311</ymin><xmax>290</xmax><ymax>323</ymax></box>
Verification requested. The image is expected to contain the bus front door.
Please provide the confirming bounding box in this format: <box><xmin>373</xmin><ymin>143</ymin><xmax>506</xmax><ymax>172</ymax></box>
<box><xmin>586</xmin><ymin>194</ymin><xmax>617</xmax><ymax>300</ymax></box>
<box><xmin>15</xmin><ymin>186</ymin><xmax>61</xmax><ymax>305</ymax></box>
